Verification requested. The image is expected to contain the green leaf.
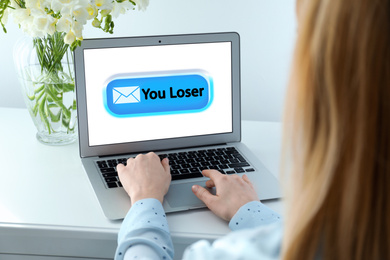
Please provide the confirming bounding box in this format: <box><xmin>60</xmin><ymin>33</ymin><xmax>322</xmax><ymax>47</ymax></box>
<box><xmin>44</xmin><ymin>85</ymin><xmax>69</xmax><ymax>114</ymax></box>
<box><xmin>48</xmin><ymin>104</ymin><xmax>61</xmax><ymax>122</ymax></box>
<box><xmin>29</xmin><ymin>31</ymin><xmax>77</xmax><ymax>132</ymax></box>
<box><xmin>38</xmin><ymin>95</ymin><xmax>52</xmax><ymax>134</ymax></box>
<box><xmin>62</xmin><ymin>114</ymin><xmax>70</xmax><ymax>128</ymax></box>
<box><xmin>27</xmin><ymin>94</ymin><xmax>35</xmax><ymax>101</ymax></box>
<box><xmin>34</xmin><ymin>32</ymin><xmax>69</xmax><ymax>76</ymax></box>
<box><xmin>34</xmin><ymin>85</ymin><xmax>45</xmax><ymax>94</ymax></box>
<box><xmin>63</xmin><ymin>83</ymin><xmax>75</xmax><ymax>92</ymax></box>
<box><xmin>68</xmin><ymin>123</ymin><xmax>76</xmax><ymax>133</ymax></box>
<box><xmin>32</xmin><ymin>104</ymin><xmax>38</xmax><ymax>117</ymax></box>
<box><xmin>51</xmin><ymin>83</ymin><xmax>63</xmax><ymax>93</ymax></box>
<box><xmin>62</xmin><ymin>107</ymin><xmax>71</xmax><ymax>119</ymax></box>
<box><xmin>28</xmin><ymin>84</ymin><xmax>44</xmax><ymax>101</ymax></box>
<box><xmin>32</xmin><ymin>89</ymin><xmax>46</xmax><ymax>116</ymax></box>
<box><xmin>70</xmin><ymin>40</ymin><xmax>81</xmax><ymax>51</ymax></box>
<box><xmin>44</xmin><ymin>99</ymin><xmax>49</xmax><ymax>118</ymax></box>
<box><xmin>0</xmin><ymin>0</ymin><xmax>11</xmax><ymax>34</ymax></box>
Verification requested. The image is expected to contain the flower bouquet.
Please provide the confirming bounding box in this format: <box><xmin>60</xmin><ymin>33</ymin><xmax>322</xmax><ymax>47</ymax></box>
<box><xmin>0</xmin><ymin>0</ymin><xmax>149</xmax><ymax>145</ymax></box>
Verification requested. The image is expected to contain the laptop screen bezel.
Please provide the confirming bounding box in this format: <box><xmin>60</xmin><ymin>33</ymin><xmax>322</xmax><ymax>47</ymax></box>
<box><xmin>74</xmin><ymin>32</ymin><xmax>241</xmax><ymax>158</ymax></box>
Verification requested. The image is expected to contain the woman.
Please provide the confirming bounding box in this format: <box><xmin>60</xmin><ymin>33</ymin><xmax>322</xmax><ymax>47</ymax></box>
<box><xmin>282</xmin><ymin>0</ymin><xmax>390</xmax><ymax>259</ymax></box>
<box><xmin>115</xmin><ymin>0</ymin><xmax>390</xmax><ymax>259</ymax></box>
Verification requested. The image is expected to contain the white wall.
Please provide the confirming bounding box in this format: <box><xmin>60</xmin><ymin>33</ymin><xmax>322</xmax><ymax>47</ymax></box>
<box><xmin>0</xmin><ymin>0</ymin><xmax>296</xmax><ymax>122</ymax></box>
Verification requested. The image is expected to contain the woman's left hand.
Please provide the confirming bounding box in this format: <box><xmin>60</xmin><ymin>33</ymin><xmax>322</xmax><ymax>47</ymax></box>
<box><xmin>117</xmin><ymin>152</ymin><xmax>171</xmax><ymax>205</ymax></box>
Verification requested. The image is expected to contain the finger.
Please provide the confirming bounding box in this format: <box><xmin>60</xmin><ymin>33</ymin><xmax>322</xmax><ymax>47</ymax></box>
<box><xmin>205</xmin><ymin>179</ymin><xmax>215</xmax><ymax>188</ymax></box>
<box><xmin>242</xmin><ymin>174</ymin><xmax>253</xmax><ymax>186</ymax></box>
<box><xmin>161</xmin><ymin>157</ymin><xmax>170</xmax><ymax>173</ymax></box>
<box><xmin>135</xmin><ymin>153</ymin><xmax>145</xmax><ymax>159</ymax></box>
<box><xmin>126</xmin><ymin>157</ymin><xmax>135</xmax><ymax>164</ymax></box>
<box><xmin>116</xmin><ymin>164</ymin><xmax>127</xmax><ymax>181</ymax></box>
<box><xmin>192</xmin><ymin>185</ymin><xmax>217</xmax><ymax>207</ymax></box>
<box><xmin>147</xmin><ymin>151</ymin><xmax>159</xmax><ymax>160</ymax></box>
<box><xmin>202</xmin><ymin>169</ymin><xmax>223</xmax><ymax>181</ymax></box>
<box><xmin>116</xmin><ymin>163</ymin><xmax>125</xmax><ymax>173</ymax></box>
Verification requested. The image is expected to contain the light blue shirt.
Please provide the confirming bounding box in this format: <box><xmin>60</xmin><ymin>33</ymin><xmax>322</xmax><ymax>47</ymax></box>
<box><xmin>115</xmin><ymin>199</ymin><xmax>282</xmax><ymax>260</ymax></box>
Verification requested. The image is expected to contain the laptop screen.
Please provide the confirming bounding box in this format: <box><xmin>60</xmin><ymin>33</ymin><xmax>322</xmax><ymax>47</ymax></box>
<box><xmin>83</xmin><ymin>41</ymin><xmax>233</xmax><ymax>147</ymax></box>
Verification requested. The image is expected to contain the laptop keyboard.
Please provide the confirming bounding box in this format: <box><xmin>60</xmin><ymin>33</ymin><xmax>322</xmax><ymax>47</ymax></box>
<box><xmin>96</xmin><ymin>147</ymin><xmax>255</xmax><ymax>189</ymax></box>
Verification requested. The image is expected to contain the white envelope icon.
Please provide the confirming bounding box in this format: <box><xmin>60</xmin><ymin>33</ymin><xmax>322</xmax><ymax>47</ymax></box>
<box><xmin>113</xmin><ymin>86</ymin><xmax>140</xmax><ymax>104</ymax></box>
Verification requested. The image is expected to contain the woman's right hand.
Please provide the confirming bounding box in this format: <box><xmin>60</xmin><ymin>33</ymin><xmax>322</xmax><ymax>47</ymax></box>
<box><xmin>191</xmin><ymin>170</ymin><xmax>260</xmax><ymax>221</ymax></box>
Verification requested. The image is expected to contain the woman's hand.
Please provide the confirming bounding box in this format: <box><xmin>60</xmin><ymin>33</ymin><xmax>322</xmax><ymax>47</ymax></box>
<box><xmin>117</xmin><ymin>152</ymin><xmax>171</xmax><ymax>205</ymax></box>
<box><xmin>192</xmin><ymin>170</ymin><xmax>260</xmax><ymax>221</ymax></box>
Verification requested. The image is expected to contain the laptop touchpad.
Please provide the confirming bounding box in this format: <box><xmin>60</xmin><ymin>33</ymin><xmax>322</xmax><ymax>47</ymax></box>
<box><xmin>166</xmin><ymin>181</ymin><xmax>216</xmax><ymax>208</ymax></box>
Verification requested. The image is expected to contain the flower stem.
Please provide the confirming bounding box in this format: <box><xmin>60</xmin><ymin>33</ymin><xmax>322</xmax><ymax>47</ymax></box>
<box><xmin>31</xmin><ymin>32</ymin><xmax>76</xmax><ymax>134</ymax></box>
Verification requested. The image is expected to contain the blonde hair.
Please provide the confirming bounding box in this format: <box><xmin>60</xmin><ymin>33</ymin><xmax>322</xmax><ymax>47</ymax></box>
<box><xmin>281</xmin><ymin>0</ymin><xmax>390</xmax><ymax>259</ymax></box>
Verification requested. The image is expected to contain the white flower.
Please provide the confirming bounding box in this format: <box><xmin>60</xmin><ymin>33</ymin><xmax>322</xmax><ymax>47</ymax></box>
<box><xmin>51</xmin><ymin>0</ymin><xmax>75</xmax><ymax>14</ymax></box>
<box><xmin>10</xmin><ymin>0</ymin><xmax>55</xmax><ymax>37</ymax></box>
<box><xmin>25</xmin><ymin>0</ymin><xmax>45</xmax><ymax>10</ymax></box>
<box><xmin>94</xmin><ymin>0</ymin><xmax>113</xmax><ymax>11</ymax></box>
<box><xmin>10</xmin><ymin>6</ymin><xmax>35</xmax><ymax>36</ymax></box>
<box><xmin>71</xmin><ymin>20</ymin><xmax>83</xmax><ymax>38</ymax></box>
<box><xmin>133</xmin><ymin>0</ymin><xmax>149</xmax><ymax>11</ymax></box>
<box><xmin>33</xmin><ymin>13</ymin><xmax>57</xmax><ymax>36</ymax></box>
<box><xmin>57</xmin><ymin>15</ymin><xmax>84</xmax><ymax>43</ymax></box>
<box><xmin>86</xmin><ymin>4</ymin><xmax>98</xmax><ymax>20</ymax></box>
<box><xmin>63</xmin><ymin>20</ymin><xmax>83</xmax><ymax>44</ymax></box>
<box><xmin>22</xmin><ymin>9</ymin><xmax>56</xmax><ymax>37</ymax></box>
<box><xmin>112</xmin><ymin>1</ymin><xmax>135</xmax><ymax>18</ymax></box>
<box><xmin>9</xmin><ymin>3</ymin><xmax>31</xmax><ymax>25</ymax></box>
<box><xmin>64</xmin><ymin>30</ymin><xmax>76</xmax><ymax>44</ymax></box>
<box><xmin>56</xmin><ymin>14</ymin><xmax>73</xmax><ymax>33</ymax></box>
<box><xmin>70</xmin><ymin>4</ymin><xmax>90</xmax><ymax>24</ymax></box>
<box><xmin>52</xmin><ymin>0</ymin><xmax>91</xmax><ymax>21</ymax></box>
<box><xmin>6</xmin><ymin>0</ymin><xmax>149</xmax><ymax>46</ymax></box>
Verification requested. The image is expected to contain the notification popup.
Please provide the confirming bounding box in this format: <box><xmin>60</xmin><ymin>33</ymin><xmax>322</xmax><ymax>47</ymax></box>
<box><xmin>105</xmin><ymin>72</ymin><xmax>213</xmax><ymax>117</ymax></box>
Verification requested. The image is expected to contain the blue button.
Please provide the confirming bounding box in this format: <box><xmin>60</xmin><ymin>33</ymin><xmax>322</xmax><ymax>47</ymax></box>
<box><xmin>104</xmin><ymin>72</ymin><xmax>213</xmax><ymax>117</ymax></box>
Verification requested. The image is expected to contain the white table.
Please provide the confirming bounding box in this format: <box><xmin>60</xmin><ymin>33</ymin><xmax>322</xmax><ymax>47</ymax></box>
<box><xmin>0</xmin><ymin>107</ymin><xmax>283</xmax><ymax>260</ymax></box>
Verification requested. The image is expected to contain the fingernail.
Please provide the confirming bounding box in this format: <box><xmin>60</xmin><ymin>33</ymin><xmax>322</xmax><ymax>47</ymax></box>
<box><xmin>192</xmin><ymin>185</ymin><xmax>198</xmax><ymax>192</ymax></box>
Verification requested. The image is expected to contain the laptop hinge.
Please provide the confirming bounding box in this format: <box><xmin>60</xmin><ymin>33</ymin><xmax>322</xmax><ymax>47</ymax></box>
<box><xmin>97</xmin><ymin>143</ymin><xmax>229</xmax><ymax>158</ymax></box>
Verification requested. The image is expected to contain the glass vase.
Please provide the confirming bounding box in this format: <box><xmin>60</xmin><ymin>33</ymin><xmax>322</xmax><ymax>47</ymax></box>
<box><xmin>13</xmin><ymin>32</ymin><xmax>77</xmax><ymax>145</ymax></box>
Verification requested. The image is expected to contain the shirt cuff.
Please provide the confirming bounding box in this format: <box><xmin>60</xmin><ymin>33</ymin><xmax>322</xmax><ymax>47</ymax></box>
<box><xmin>115</xmin><ymin>198</ymin><xmax>173</xmax><ymax>260</ymax></box>
<box><xmin>229</xmin><ymin>201</ymin><xmax>281</xmax><ymax>231</ymax></box>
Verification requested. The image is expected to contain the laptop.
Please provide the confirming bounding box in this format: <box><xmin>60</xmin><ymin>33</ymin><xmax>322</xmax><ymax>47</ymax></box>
<box><xmin>74</xmin><ymin>32</ymin><xmax>281</xmax><ymax>220</ymax></box>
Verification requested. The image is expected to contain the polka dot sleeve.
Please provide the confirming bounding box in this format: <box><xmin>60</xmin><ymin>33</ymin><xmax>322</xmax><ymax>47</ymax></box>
<box><xmin>183</xmin><ymin>222</ymin><xmax>283</xmax><ymax>260</ymax></box>
<box><xmin>228</xmin><ymin>201</ymin><xmax>281</xmax><ymax>231</ymax></box>
<box><xmin>115</xmin><ymin>198</ymin><xmax>173</xmax><ymax>260</ymax></box>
